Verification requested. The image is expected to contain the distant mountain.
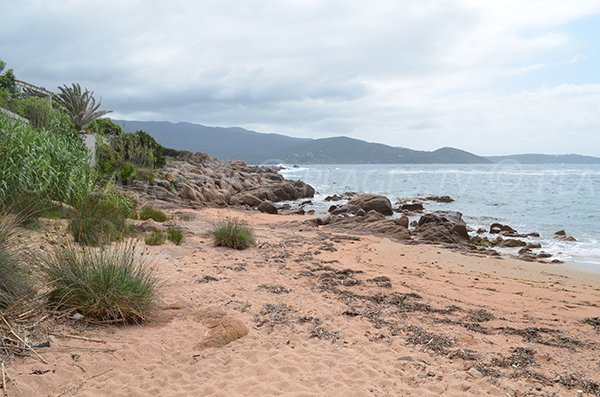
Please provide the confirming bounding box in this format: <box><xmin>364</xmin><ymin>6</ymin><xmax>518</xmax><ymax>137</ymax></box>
<box><xmin>114</xmin><ymin>120</ymin><xmax>491</xmax><ymax>164</ymax></box>
<box><xmin>487</xmin><ymin>154</ymin><xmax>600</xmax><ymax>164</ymax></box>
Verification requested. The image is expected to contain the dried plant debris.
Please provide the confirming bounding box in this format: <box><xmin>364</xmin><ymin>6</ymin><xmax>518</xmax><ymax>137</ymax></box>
<box><xmin>258</xmin><ymin>284</ymin><xmax>291</xmax><ymax>294</ymax></box>
<box><xmin>297</xmin><ymin>316</ymin><xmax>321</xmax><ymax>326</ymax></box>
<box><xmin>366</xmin><ymin>276</ymin><xmax>392</xmax><ymax>288</ymax></box>
<box><xmin>255</xmin><ymin>303</ymin><xmax>293</xmax><ymax>327</ymax></box>
<box><xmin>404</xmin><ymin>325</ymin><xmax>454</xmax><ymax>354</ymax></box>
<box><xmin>447</xmin><ymin>349</ymin><xmax>480</xmax><ymax>361</ymax></box>
<box><xmin>468</xmin><ymin>309</ymin><xmax>495</xmax><ymax>322</ymax></box>
<box><xmin>583</xmin><ymin>317</ymin><xmax>600</xmax><ymax>332</ymax></box>
<box><xmin>309</xmin><ymin>326</ymin><xmax>340</xmax><ymax>342</ymax></box>
<box><xmin>317</xmin><ymin>268</ymin><xmax>364</xmax><ymax>291</ymax></box>
<box><xmin>197</xmin><ymin>275</ymin><xmax>220</xmax><ymax>283</ymax></box>
<box><xmin>556</xmin><ymin>374</ymin><xmax>600</xmax><ymax>395</ymax></box>
<box><xmin>491</xmin><ymin>347</ymin><xmax>537</xmax><ymax>368</ymax></box>
<box><xmin>497</xmin><ymin>326</ymin><xmax>582</xmax><ymax>349</ymax></box>
<box><xmin>226</xmin><ymin>262</ymin><xmax>247</xmax><ymax>271</ymax></box>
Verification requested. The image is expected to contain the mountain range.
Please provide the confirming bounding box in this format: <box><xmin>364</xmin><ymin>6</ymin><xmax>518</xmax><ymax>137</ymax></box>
<box><xmin>114</xmin><ymin>120</ymin><xmax>600</xmax><ymax>165</ymax></box>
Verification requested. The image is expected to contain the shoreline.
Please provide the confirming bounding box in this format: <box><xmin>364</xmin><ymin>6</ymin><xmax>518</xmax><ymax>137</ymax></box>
<box><xmin>8</xmin><ymin>207</ymin><xmax>600</xmax><ymax>396</ymax></box>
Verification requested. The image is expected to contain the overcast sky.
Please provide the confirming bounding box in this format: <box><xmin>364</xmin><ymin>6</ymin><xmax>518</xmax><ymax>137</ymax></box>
<box><xmin>2</xmin><ymin>0</ymin><xmax>600</xmax><ymax>155</ymax></box>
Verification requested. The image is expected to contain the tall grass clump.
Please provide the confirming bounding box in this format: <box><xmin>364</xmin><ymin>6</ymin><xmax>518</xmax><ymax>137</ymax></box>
<box><xmin>138</xmin><ymin>206</ymin><xmax>168</xmax><ymax>222</ymax></box>
<box><xmin>69</xmin><ymin>196</ymin><xmax>129</xmax><ymax>246</ymax></box>
<box><xmin>144</xmin><ymin>231</ymin><xmax>166</xmax><ymax>246</ymax></box>
<box><xmin>212</xmin><ymin>218</ymin><xmax>254</xmax><ymax>250</ymax></box>
<box><xmin>166</xmin><ymin>227</ymin><xmax>183</xmax><ymax>245</ymax></box>
<box><xmin>0</xmin><ymin>115</ymin><xmax>94</xmax><ymax>205</ymax></box>
<box><xmin>42</xmin><ymin>242</ymin><xmax>157</xmax><ymax>323</ymax></box>
<box><xmin>0</xmin><ymin>211</ymin><xmax>34</xmax><ymax>308</ymax></box>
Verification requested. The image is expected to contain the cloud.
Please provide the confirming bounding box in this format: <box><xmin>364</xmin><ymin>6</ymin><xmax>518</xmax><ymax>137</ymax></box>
<box><xmin>1</xmin><ymin>0</ymin><xmax>600</xmax><ymax>155</ymax></box>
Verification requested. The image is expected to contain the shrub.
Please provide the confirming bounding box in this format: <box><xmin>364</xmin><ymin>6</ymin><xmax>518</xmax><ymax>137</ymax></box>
<box><xmin>42</xmin><ymin>242</ymin><xmax>157</xmax><ymax>323</ymax></box>
<box><xmin>145</xmin><ymin>231</ymin><xmax>166</xmax><ymax>246</ymax></box>
<box><xmin>0</xmin><ymin>114</ymin><xmax>95</xmax><ymax>204</ymax></box>
<box><xmin>212</xmin><ymin>218</ymin><xmax>254</xmax><ymax>250</ymax></box>
<box><xmin>100</xmin><ymin>180</ymin><xmax>135</xmax><ymax>218</ymax></box>
<box><xmin>138</xmin><ymin>206</ymin><xmax>168</xmax><ymax>222</ymax></box>
<box><xmin>69</xmin><ymin>196</ymin><xmax>128</xmax><ymax>246</ymax></box>
<box><xmin>166</xmin><ymin>227</ymin><xmax>183</xmax><ymax>245</ymax></box>
<box><xmin>0</xmin><ymin>211</ymin><xmax>34</xmax><ymax>308</ymax></box>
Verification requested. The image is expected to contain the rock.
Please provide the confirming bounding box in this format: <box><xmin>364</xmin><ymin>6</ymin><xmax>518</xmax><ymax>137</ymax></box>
<box><xmin>397</xmin><ymin>215</ymin><xmax>409</xmax><ymax>228</ymax></box>
<box><xmin>315</xmin><ymin>215</ymin><xmax>331</xmax><ymax>226</ymax></box>
<box><xmin>195</xmin><ymin>309</ymin><xmax>249</xmax><ymax>350</ymax></box>
<box><xmin>414</xmin><ymin>211</ymin><xmax>470</xmax><ymax>244</ymax></box>
<box><xmin>346</xmin><ymin>194</ymin><xmax>393</xmax><ymax>216</ymax></box>
<box><xmin>467</xmin><ymin>367</ymin><xmax>483</xmax><ymax>379</ymax></box>
<box><xmin>324</xmin><ymin>194</ymin><xmax>343</xmax><ymax>202</ymax></box>
<box><xmin>527</xmin><ymin>232</ymin><xmax>540</xmax><ymax>238</ymax></box>
<box><xmin>328</xmin><ymin>205</ymin><xmax>338</xmax><ymax>213</ymax></box>
<box><xmin>233</xmin><ymin>193</ymin><xmax>263</xmax><ymax>207</ymax></box>
<box><xmin>257</xmin><ymin>201</ymin><xmax>278</xmax><ymax>214</ymax></box>
<box><xmin>180</xmin><ymin>184</ymin><xmax>197</xmax><ymax>201</ymax></box>
<box><xmin>426</xmin><ymin>195</ymin><xmax>454</xmax><ymax>203</ymax></box>
<box><xmin>401</xmin><ymin>203</ymin><xmax>424</xmax><ymax>212</ymax></box>
<box><xmin>139</xmin><ymin>219</ymin><xmax>165</xmax><ymax>232</ymax></box>
<box><xmin>554</xmin><ymin>230</ymin><xmax>566</xmax><ymax>236</ymax></box>
<box><xmin>500</xmin><ymin>238</ymin><xmax>527</xmax><ymax>248</ymax></box>
<box><xmin>300</xmin><ymin>200</ymin><xmax>312</xmax><ymax>206</ymax></box>
<box><xmin>410</xmin><ymin>220</ymin><xmax>418</xmax><ymax>227</ymax></box>
<box><xmin>554</xmin><ymin>230</ymin><xmax>576</xmax><ymax>241</ymax></box>
<box><xmin>355</xmin><ymin>209</ymin><xmax>367</xmax><ymax>217</ymax></box>
<box><xmin>490</xmin><ymin>223</ymin><xmax>517</xmax><ymax>235</ymax></box>
<box><xmin>527</xmin><ymin>242</ymin><xmax>542</xmax><ymax>249</ymax></box>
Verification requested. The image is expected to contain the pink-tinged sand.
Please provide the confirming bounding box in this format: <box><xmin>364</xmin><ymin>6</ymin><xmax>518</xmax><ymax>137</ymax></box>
<box><xmin>8</xmin><ymin>208</ymin><xmax>600</xmax><ymax>396</ymax></box>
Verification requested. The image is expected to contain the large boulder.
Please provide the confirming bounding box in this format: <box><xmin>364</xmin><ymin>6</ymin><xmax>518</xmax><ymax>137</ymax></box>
<box><xmin>231</xmin><ymin>193</ymin><xmax>263</xmax><ymax>207</ymax></box>
<box><xmin>341</xmin><ymin>194</ymin><xmax>393</xmax><ymax>216</ymax></box>
<box><xmin>414</xmin><ymin>211</ymin><xmax>470</xmax><ymax>244</ymax></box>
<box><xmin>257</xmin><ymin>201</ymin><xmax>278</xmax><ymax>214</ymax></box>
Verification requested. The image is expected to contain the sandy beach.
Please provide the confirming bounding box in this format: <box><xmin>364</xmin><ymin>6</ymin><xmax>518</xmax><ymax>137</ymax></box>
<box><xmin>8</xmin><ymin>208</ymin><xmax>600</xmax><ymax>396</ymax></box>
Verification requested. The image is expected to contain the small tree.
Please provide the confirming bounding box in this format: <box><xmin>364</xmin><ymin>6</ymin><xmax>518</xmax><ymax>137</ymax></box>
<box><xmin>54</xmin><ymin>83</ymin><xmax>111</xmax><ymax>131</ymax></box>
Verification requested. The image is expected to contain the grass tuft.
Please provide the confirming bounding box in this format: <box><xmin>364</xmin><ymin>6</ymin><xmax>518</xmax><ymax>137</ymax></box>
<box><xmin>42</xmin><ymin>242</ymin><xmax>157</xmax><ymax>323</ymax></box>
<box><xmin>0</xmin><ymin>210</ymin><xmax>35</xmax><ymax>308</ymax></box>
<box><xmin>212</xmin><ymin>218</ymin><xmax>254</xmax><ymax>250</ymax></box>
<box><xmin>166</xmin><ymin>227</ymin><xmax>183</xmax><ymax>245</ymax></box>
<box><xmin>145</xmin><ymin>231</ymin><xmax>166</xmax><ymax>246</ymax></box>
<box><xmin>138</xmin><ymin>206</ymin><xmax>168</xmax><ymax>222</ymax></box>
<box><xmin>69</xmin><ymin>196</ymin><xmax>129</xmax><ymax>246</ymax></box>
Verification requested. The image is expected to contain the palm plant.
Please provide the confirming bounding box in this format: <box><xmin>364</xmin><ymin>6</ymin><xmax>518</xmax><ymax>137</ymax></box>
<box><xmin>54</xmin><ymin>83</ymin><xmax>111</xmax><ymax>131</ymax></box>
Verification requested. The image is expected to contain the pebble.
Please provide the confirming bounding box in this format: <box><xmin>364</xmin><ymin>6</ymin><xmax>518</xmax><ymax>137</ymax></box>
<box><xmin>467</xmin><ymin>367</ymin><xmax>483</xmax><ymax>379</ymax></box>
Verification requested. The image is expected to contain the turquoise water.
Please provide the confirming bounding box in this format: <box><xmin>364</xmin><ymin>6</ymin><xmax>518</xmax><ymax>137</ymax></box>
<box><xmin>280</xmin><ymin>163</ymin><xmax>600</xmax><ymax>272</ymax></box>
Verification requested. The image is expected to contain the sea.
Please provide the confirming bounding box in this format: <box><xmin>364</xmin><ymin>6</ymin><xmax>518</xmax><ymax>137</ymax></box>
<box><xmin>279</xmin><ymin>163</ymin><xmax>600</xmax><ymax>273</ymax></box>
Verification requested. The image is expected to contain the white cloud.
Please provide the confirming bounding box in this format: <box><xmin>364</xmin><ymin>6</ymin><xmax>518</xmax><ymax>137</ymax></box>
<box><xmin>1</xmin><ymin>0</ymin><xmax>600</xmax><ymax>155</ymax></box>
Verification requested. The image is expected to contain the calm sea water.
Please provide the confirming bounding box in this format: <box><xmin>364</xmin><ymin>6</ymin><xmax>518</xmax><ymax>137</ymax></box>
<box><xmin>279</xmin><ymin>163</ymin><xmax>600</xmax><ymax>273</ymax></box>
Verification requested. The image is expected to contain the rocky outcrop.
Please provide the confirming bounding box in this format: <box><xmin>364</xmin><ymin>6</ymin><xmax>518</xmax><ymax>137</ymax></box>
<box><xmin>124</xmin><ymin>152</ymin><xmax>314</xmax><ymax>209</ymax></box>
<box><xmin>331</xmin><ymin>194</ymin><xmax>393</xmax><ymax>216</ymax></box>
<box><xmin>413</xmin><ymin>211</ymin><xmax>470</xmax><ymax>244</ymax></box>
<box><xmin>322</xmin><ymin>210</ymin><xmax>411</xmax><ymax>240</ymax></box>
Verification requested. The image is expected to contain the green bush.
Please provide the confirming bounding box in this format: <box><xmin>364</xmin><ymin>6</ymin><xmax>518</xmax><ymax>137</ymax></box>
<box><xmin>69</xmin><ymin>196</ymin><xmax>128</xmax><ymax>246</ymax></box>
<box><xmin>138</xmin><ymin>206</ymin><xmax>168</xmax><ymax>222</ymax></box>
<box><xmin>166</xmin><ymin>227</ymin><xmax>183</xmax><ymax>245</ymax></box>
<box><xmin>42</xmin><ymin>242</ymin><xmax>157</xmax><ymax>323</ymax></box>
<box><xmin>0</xmin><ymin>114</ymin><xmax>95</xmax><ymax>205</ymax></box>
<box><xmin>99</xmin><ymin>181</ymin><xmax>135</xmax><ymax>218</ymax></box>
<box><xmin>90</xmin><ymin>118</ymin><xmax>123</xmax><ymax>137</ymax></box>
<box><xmin>212</xmin><ymin>218</ymin><xmax>254</xmax><ymax>250</ymax></box>
<box><xmin>13</xmin><ymin>96</ymin><xmax>52</xmax><ymax>129</ymax></box>
<box><xmin>0</xmin><ymin>211</ymin><xmax>34</xmax><ymax>308</ymax></box>
<box><xmin>145</xmin><ymin>231</ymin><xmax>166</xmax><ymax>246</ymax></box>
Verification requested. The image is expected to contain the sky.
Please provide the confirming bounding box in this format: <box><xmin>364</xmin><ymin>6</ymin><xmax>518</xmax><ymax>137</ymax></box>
<box><xmin>1</xmin><ymin>0</ymin><xmax>600</xmax><ymax>156</ymax></box>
